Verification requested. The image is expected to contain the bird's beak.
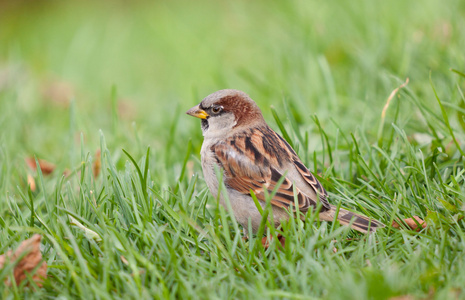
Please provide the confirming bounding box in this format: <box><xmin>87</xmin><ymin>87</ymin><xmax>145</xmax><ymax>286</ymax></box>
<box><xmin>186</xmin><ymin>105</ymin><xmax>209</xmax><ymax>119</ymax></box>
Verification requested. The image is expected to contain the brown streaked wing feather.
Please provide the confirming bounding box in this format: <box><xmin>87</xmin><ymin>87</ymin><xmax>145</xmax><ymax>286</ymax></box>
<box><xmin>292</xmin><ymin>158</ymin><xmax>331</xmax><ymax>209</ymax></box>
<box><xmin>270</xmin><ymin>128</ymin><xmax>332</xmax><ymax>210</ymax></box>
<box><xmin>212</xmin><ymin>140</ymin><xmax>318</xmax><ymax>212</ymax></box>
<box><xmin>265</xmin><ymin>167</ymin><xmax>318</xmax><ymax>211</ymax></box>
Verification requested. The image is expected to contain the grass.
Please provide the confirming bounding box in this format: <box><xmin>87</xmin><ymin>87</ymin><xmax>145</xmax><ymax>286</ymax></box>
<box><xmin>1</xmin><ymin>0</ymin><xmax>465</xmax><ymax>298</ymax></box>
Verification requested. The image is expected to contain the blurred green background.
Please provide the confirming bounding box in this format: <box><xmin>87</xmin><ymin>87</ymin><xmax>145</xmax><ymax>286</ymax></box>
<box><xmin>1</xmin><ymin>1</ymin><xmax>463</xmax><ymax>166</ymax></box>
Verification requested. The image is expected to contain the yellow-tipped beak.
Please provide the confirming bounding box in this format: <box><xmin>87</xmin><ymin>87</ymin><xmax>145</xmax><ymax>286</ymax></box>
<box><xmin>186</xmin><ymin>105</ymin><xmax>209</xmax><ymax>119</ymax></box>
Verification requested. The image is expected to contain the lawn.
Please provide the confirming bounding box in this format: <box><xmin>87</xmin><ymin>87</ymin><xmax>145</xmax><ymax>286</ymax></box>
<box><xmin>1</xmin><ymin>0</ymin><xmax>465</xmax><ymax>299</ymax></box>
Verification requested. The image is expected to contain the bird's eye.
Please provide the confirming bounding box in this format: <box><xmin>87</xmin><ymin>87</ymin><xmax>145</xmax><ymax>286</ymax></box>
<box><xmin>211</xmin><ymin>106</ymin><xmax>223</xmax><ymax>114</ymax></box>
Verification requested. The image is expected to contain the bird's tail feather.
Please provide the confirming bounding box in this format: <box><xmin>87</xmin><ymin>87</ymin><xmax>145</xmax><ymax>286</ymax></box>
<box><xmin>319</xmin><ymin>206</ymin><xmax>385</xmax><ymax>233</ymax></box>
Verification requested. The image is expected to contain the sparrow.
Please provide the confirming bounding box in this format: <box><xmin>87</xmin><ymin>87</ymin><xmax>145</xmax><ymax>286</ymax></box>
<box><xmin>187</xmin><ymin>89</ymin><xmax>384</xmax><ymax>233</ymax></box>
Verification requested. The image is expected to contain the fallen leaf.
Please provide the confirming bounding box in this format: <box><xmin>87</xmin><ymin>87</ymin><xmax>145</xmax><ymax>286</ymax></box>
<box><xmin>392</xmin><ymin>216</ymin><xmax>426</xmax><ymax>231</ymax></box>
<box><xmin>27</xmin><ymin>174</ymin><xmax>36</xmax><ymax>192</ymax></box>
<box><xmin>25</xmin><ymin>157</ymin><xmax>55</xmax><ymax>175</ymax></box>
<box><xmin>41</xmin><ymin>79</ymin><xmax>74</xmax><ymax>107</ymax></box>
<box><xmin>0</xmin><ymin>234</ymin><xmax>47</xmax><ymax>287</ymax></box>
<box><xmin>261</xmin><ymin>234</ymin><xmax>286</xmax><ymax>249</ymax></box>
<box><xmin>117</xmin><ymin>99</ymin><xmax>136</xmax><ymax>120</ymax></box>
<box><xmin>389</xmin><ymin>296</ymin><xmax>414</xmax><ymax>300</ymax></box>
<box><xmin>432</xmin><ymin>20</ymin><xmax>452</xmax><ymax>45</ymax></box>
<box><xmin>93</xmin><ymin>149</ymin><xmax>101</xmax><ymax>178</ymax></box>
<box><xmin>63</xmin><ymin>169</ymin><xmax>72</xmax><ymax>178</ymax></box>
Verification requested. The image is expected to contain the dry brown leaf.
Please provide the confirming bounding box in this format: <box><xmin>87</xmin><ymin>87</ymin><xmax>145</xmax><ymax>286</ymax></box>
<box><xmin>392</xmin><ymin>216</ymin><xmax>426</xmax><ymax>231</ymax></box>
<box><xmin>117</xmin><ymin>99</ymin><xmax>137</xmax><ymax>120</ymax></box>
<box><xmin>261</xmin><ymin>234</ymin><xmax>286</xmax><ymax>249</ymax></box>
<box><xmin>389</xmin><ymin>296</ymin><xmax>414</xmax><ymax>300</ymax></box>
<box><xmin>63</xmin><ymin>169</ymin><xmax>72</xmax><ymax>178</ymax></box>
<box><xmin>41</xmin><ymin>79</ymin><xmax>74</xmax><ymax>107</ymax></box>
<box><xmin>432</xmin><ymin>20</ymin><xmax>452</xmax><ymax>45</ymax></box>
<box><xmin>27</xmin><ymin>174</ymin><xmax>36</xmax><ymax>192</ymax></box>
<box><xmin>93</xmin><ymin>149</ymin><xmax>101</xmax><ymax>178</ymax></box>
<box><xmin>0</xmin><ymin>234</ymin><xmax>47</xmax><ymax>287</ymax></box>
<box><xmin>25</xmin><ymin>157</ymin><xmax>55</xmax><ymax>175</ymax></box>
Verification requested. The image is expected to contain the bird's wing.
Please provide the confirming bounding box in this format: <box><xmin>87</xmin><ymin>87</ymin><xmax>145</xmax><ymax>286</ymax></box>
<box><xmin>211</xmin><ymin>126</ymin><xmax>327</xmax><ymax>212</ymax></box>
<box><xmin>270</xmin><ymin>128</ymin><xmax>331</xmax><ymax>210</ymax></box>
<box><xmin>291</xmin><ymin>157</ymin><xmax>331</xmax><ymax>209</ymax></box>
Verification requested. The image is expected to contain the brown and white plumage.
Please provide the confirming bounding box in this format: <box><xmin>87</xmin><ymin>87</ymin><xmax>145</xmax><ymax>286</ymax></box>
<box><xmin>187</xmin><ymin>89</ymin><xmax>384</xmax><ymax>233</ymax></box>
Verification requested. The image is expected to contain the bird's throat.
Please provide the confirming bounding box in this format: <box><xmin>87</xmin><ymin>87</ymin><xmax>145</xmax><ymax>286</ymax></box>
<box><xmin>201</xmin><ymin>119</ymin><xmax>209</xmax><ymax>133</ymax></box>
